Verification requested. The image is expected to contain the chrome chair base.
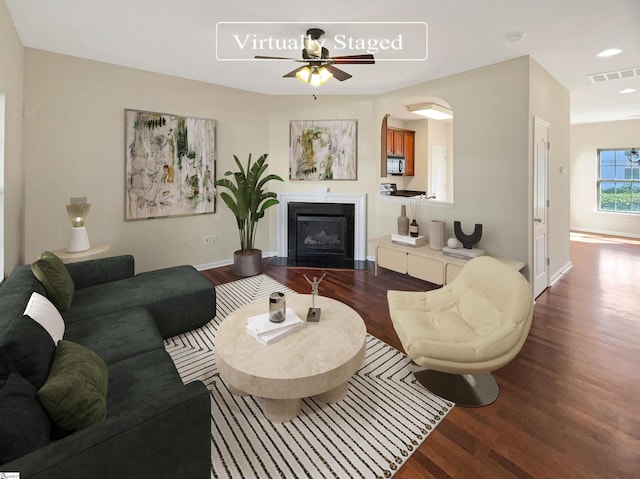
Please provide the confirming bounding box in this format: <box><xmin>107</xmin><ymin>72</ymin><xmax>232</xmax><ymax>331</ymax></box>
<box><xmin>413</xmin><ymin>369</ymin><xmax>499</xmax><ymax>407</ymax></box>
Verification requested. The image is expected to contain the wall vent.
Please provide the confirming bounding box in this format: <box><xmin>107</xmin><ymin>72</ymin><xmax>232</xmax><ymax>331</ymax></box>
<box><xmin>588</xmin><ymin>66</ymin><xmax>640</xmax><ymax>83</ymax></box>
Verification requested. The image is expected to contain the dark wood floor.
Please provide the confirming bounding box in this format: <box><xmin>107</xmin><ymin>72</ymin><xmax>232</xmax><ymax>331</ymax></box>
<box><xmin>201</xmin><ymin>233</ymin><xmax>640</xmax><ymax>479</ymax></box>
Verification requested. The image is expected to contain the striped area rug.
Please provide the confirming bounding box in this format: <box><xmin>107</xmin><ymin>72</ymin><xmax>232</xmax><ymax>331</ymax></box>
<box><xmin>165</xmin><ymin>274</ymin><xmax>453</xmax><ymax>479</ymax></box>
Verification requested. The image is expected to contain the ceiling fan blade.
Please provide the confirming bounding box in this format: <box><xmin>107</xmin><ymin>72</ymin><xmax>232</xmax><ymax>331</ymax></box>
<box><xmin>330</xmin><ymin>54</ymin><xmax>375</xmax><ymax>65</ymax></box>
<box><xmin>325</xmin><ymin>65</ymin><xmax>352</xmax><ymax>81</ymax></box>
<box><xmin>255</xmin><ymin>55</ymin><xmax>300</xmax><ymax>61</ymax></box>
<box><xmin>283</xmin><ymin>66</ymin><xmax>305</xmax><ymax>78</ymax></box>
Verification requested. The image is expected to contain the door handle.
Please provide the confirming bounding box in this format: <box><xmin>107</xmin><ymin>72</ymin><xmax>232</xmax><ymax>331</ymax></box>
<box><xmin>534</xmin><ymin>218</ymin><xmax>543</xmax><ymax>223</ymax></box>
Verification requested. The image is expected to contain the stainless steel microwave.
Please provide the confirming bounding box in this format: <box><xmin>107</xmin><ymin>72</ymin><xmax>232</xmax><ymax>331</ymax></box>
<box><xmin>387</xmin><ymin>156</ymin><xmax>405</xmax><ymax>175</ymax></box>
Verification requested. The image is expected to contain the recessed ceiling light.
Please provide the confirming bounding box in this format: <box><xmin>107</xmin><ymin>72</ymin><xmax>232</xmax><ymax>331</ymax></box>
<box><xmin>620</xmin><ymin>88</ymin><xmax>636</xmax><ymax>94</ymax></box>
<box><xmin>597</xmin><ymin>48</ymin><xmax>623</xmax><ymax>57</ymax></box>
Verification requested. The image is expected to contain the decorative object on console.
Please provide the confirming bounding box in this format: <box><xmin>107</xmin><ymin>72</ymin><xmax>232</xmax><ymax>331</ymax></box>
<box><xmin>429</xmin><ymin>220</ymin><xmax>446</xmax><ymax>250</ymax></box>
<box><xmin>304</xmin><ymin>272</ymin><xmax>327</xmax><ymax>321</ymax></box>
<box><xmin>397</xmin><ymin>205</ymin><xmax>409</xmax><ymax>235</ymax></box>
<box><xmin>124</xmin><ymin>109</ymin><xmax>216</xmax><ymax>220</ymax></box>
<box><xmin>215</xmin><ymin>153</ymin><xmax>283</xmax><ymax>277</ymax></box>
<box><xmin>66</xmin><ymin>197</ymin><xmax>91</xmax><ymax>253</ymax></box>
<box><xmin>289</xmin><ymin>120</ymin><xmax>357</xmax><ymax>180</ymax></box>
<box><xmin>447</xmin><ymin>237</ymin><xmax>461</xmax><ymax>249</ymax></box>
<box><xmin>454</xmin><ymin>220</ymin><xmax>483</xmax><ymax>249</ymax></box>
<box><xmin>409</xmin><ymin>220</ymin><xmax>419</xmax><ymax>237</ymax></box>
<box><xmin>409</xmin><ymin>201</ymin><xmax>419</xmax><ymax>237</ymax></box>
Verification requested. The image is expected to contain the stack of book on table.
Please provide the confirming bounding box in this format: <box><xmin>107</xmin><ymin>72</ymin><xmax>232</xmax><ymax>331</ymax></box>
<box><xmin>246</xmin><ymin>308</ymin><xmax>304</xmax><ymax>345</ymax></box>
<box><xmin>442</xmin><ymin>246</ymin><xmax>485</xmax><ymax>259</ymax></box>
<box><xmin>391</xmin><ymin>234</ymin><xmax>427</xmax><ymax>247</ymax></box>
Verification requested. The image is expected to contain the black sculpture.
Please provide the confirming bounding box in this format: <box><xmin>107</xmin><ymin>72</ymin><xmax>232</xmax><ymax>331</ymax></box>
<box><xmin>454</xmin><ymin>221</ymin><xmax>483</xmax><ymax>249</ymax></box>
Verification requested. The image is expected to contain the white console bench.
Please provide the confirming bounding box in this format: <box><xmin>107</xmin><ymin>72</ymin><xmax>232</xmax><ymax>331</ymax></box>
<box><xmin>370</xmin><ymin>236</ymin><xmax>525</xmax><ymax>285</ymax></box>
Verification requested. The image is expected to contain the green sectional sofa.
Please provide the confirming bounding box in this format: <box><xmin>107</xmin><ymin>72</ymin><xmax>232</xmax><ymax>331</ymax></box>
<box><xmin>0</xmin><ymin>254</ymin><xmax>215</xmax><ymax>478</ymax></box>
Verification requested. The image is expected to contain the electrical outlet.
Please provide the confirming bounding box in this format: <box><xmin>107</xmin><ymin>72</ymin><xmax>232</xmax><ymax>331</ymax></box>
<box><xmin>204</xmin><ymin>235</ymin><xmax>217</xmax><ymax>246</ymax></box>
<box><xmin>204</xmin><ymin>236</ymin><xmax>210</xmax><ymax>245</ymax></box>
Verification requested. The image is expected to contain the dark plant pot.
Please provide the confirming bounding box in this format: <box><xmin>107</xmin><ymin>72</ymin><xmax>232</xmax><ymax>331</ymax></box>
<box><xmin>233</xmin><ymin>249</ymin><xmax>262</xmax><ymax>277</ymax></box>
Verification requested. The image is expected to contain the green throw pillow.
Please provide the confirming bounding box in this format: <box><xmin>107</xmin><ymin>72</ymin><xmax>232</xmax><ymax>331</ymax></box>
<box><xmin>31</xmin><ymin>251</ymin><xmax>75</xmax><ymax>311</ymax></box>
<box><xmin>37</xmin><ymin>340</ymin><xmax>109</xmax><ymax>432</ymax></box>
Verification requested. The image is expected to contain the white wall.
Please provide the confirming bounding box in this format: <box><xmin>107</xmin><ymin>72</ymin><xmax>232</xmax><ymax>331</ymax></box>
<box><xmin>23</xmin><ymin>49</ymin><xmax>269</xmax><ymax>272</ymax></box>
<box><xmin>571</xmin><ymin>119</ymin><xmax>640</xmax><ymax>238</ymax></box>
<box><xmin>0</xmin><ymin>0</ymin><xmax>23</xmax><ymax>275</ymax></box>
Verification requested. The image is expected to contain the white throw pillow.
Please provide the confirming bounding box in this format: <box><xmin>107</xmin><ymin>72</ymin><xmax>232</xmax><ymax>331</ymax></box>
<box><xmin>23</xmin><ymin>292</ymin><xmax>65</xmax><ymax>344</ymax></box>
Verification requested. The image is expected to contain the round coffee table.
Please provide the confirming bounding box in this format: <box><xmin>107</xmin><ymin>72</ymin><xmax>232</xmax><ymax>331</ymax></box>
<box><xmin>214</xmin><ymin>294</ymin><xmax>366</xmax><ymax>422</ymax></box>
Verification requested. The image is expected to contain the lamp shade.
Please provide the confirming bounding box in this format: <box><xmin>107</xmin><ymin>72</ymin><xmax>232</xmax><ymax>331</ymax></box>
<box><xmin>295</xmin><ymin>66</ymin><xmax>312</xmax><ymax>83</ymax></box>
<box><xmin>66</xmin><ymin>203</ymin><xmax>91</xmax><ymax>227</ymax></box>
<box><xmin>296</xmin><ymin>65</ymin><xmax>333</xmax><ymax>86</ymax></box>
<box><xmin>66</xmin><ymin>198</ymin><xmax>91</xmax><ymax>252</ymax></box>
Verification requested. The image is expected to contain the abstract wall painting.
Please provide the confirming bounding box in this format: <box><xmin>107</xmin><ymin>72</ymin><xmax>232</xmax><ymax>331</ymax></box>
<box><xmin>124</xmin><ymin>109</ymin><xmax>216</xmax><ymax>220</ymax></box>
<box><xmin>289</xmin><ymin>120</ymin><xmax>357</xmax><ymax>180</ymax></box>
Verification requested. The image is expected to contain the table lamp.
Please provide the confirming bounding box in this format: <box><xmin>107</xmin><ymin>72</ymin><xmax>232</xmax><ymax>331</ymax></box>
<box><xmin>66</xmin><ymin>197</ymin><xmax>91</xmax><ymax>252</ymax></box>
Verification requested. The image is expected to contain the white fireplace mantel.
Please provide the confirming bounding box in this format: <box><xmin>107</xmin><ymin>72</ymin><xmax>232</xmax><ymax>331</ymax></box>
<box><xmin>277</xmin><ymin>191</ymin><xmax>367</xmax><ymax>261</ymax></box>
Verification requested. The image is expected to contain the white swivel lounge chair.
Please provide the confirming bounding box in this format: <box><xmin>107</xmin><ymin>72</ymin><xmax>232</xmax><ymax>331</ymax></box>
<box><xmin>387</xmin><ymin>255</ymin><xmax>534</xmax><ymax>407</ymax></box>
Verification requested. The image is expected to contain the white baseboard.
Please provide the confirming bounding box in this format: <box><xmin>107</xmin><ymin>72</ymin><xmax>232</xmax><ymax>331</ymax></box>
<box><xmin>571</xmin><ymin>227</ymin><xmax>640</xmax><ymax>240</ymax></box>
<box><xmin>550</xmin><ymin>260</ymin><xmax>573</xmax><ymax>286</ymax></box>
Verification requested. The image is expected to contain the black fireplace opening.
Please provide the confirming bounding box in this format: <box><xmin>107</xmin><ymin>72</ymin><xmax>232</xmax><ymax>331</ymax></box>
<box><xmin>287</xmin><ymin>202</ymin><xmax>355</xmax><ymax>268</ymax></box>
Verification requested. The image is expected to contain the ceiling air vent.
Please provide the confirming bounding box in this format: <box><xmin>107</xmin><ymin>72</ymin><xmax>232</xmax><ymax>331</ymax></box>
<box><xmin>588</xmin><ymin>66</ymin><xmax>640</xmax><ymax>84</ymax></box>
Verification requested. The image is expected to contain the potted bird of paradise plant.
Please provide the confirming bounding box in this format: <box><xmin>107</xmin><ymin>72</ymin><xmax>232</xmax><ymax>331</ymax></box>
<box><xmin>215</xmin><ymin>153</ymin><xmax>283</xmax><ymax>276</ymax></box>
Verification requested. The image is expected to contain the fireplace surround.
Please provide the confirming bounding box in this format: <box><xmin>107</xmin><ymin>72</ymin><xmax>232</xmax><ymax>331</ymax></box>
<box><xmin>272</xmin><ymin>191</ymin><xmax>367</xmax><ymax>269</ymax></box>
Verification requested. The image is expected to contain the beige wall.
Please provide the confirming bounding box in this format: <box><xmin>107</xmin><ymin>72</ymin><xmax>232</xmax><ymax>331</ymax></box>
<box><xmin>23</xmin><ymin>49</ymin><xmax>269</xmax><ymax>272</ymax></box>
<box><xmin>371</xmin><ymin>56</ymin><xmax>571</xmax><ymax>281</ymax></box>
<box><xmin>265</xmin><ymin>94</ymin><xmax>378</xmax><ymax>248</ymax></box>
<box><xmin>374</xmin><ymin>57</ymin><xmax>533</xmax><ymax>270</ymax></box>
<box><xmin>19</xmin><ymin>48</ymin><xmax>570</xmax><ymax>283</ymax></box>
<box><xmin>0</xmin><ymin>0</ymin><xmax>24</xmax><ymax>275</ymax></box>
<box><xmin>571</xmin><ymin>119</ymin><xmax>640</xmax><ymax>237</ymax></box>
<box><xmin>529</xmin><ymin>57</ymin><xmax>572</xmax><ymax>280</ymax></box>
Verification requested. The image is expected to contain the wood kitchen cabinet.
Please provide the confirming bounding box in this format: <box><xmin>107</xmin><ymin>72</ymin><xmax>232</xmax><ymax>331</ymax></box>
<box><xmin>386</xmin><ymin>129</ymin><xmax>403</xmax><ymax>155</ymax></box>
<box><xmin>386</xmin><ymin>127</ymin><xmax>416</xmax><ymax>176</ymax></box>
<box><xmin>403</xmin><ymin>130</ymin><xmax>415</xmax><ymax>176</ymax></box>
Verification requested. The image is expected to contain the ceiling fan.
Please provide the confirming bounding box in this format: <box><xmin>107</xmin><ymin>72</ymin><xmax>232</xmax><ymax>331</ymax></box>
<box><xmin>255</xmin><ymin>28</ymin><xmax>375</xmax><ymax>86</ymax></box>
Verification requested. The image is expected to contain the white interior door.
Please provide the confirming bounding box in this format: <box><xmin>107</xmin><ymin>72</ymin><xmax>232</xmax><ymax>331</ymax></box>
<box><xmin>533</xmin><ymin>118</ymin><xmax>549</xmax><ymax>298</ymax></box>
<box><xmin>430</xmin><ymin>146</ymin><xmax>447</xmax><ymax>201</ymax></box>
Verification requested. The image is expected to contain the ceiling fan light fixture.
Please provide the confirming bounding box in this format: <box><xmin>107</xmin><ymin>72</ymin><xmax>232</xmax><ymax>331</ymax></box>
<box><xmin>295</xmin><ymin>66</ymin><xmax>312</xmax><ymax>83</ymax></box>
<box><xmin>318</xmin><ymin>66</ymin><xmax>333</xmax><ymax>83</ymax></box>
<box><xmin>299</xmin><ymin>66</ymin><xmax>333</xmax><ymax>87</ymax></box>
<box><xmin>406</xmin><ymin>102</ymin><xmax>453</xmax><ymax>120</ymax></box>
